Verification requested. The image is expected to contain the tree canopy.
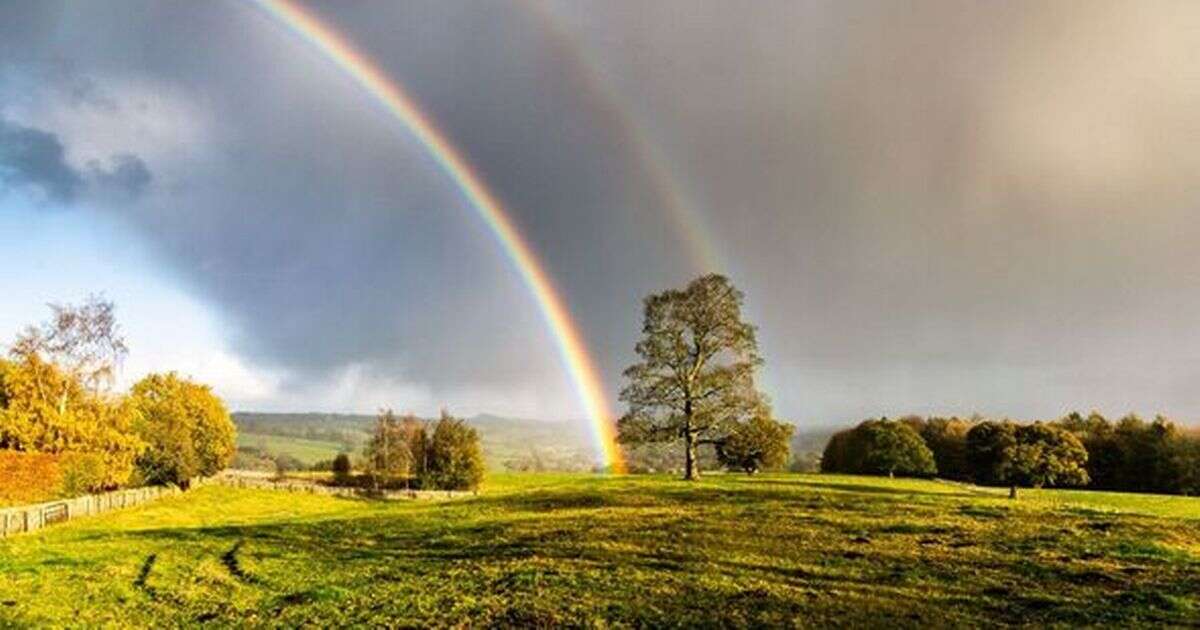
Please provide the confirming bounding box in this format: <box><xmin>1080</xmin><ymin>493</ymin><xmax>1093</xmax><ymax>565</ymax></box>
<box><xmin>618</xmin><ymin>274</ymin><xmax>770</xmax><ymax>480</ymax></box>
<box><xmin>130</xmin><ymin>372</ymin><xmax>236</xmax><ymax>486</ymax></box>
<box><xmin>716</xmin><ymin>415</ymin><xmax>793</xmax><ymax>474</ymax></box>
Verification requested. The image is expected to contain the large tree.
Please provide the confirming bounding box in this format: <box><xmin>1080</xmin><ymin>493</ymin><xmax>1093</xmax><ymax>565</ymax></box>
<box><xmin>618</xmin><ymin>274</ymin><xmax>769</xmax><ymax>480</ymax></box>
<box><xmin>968</xmin><ymin>421</ymin><xmax>1088</xmax><ymax>498</ymax></box>
<box><xmin>130</xmin><ymin>372</ymin><xmax>236</xmax><ymax>487</ymax></box>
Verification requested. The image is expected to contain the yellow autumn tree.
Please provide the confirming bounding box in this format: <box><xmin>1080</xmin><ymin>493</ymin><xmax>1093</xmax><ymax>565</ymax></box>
<box><xmin>130</xmin><ymin>373</ymin><xmax>236</xmax><ymax>486</ymax></box>
<box><xmin>0</xmin><ymin>355</ymin><xmax>143</xmax><ymax>489</ymax></box>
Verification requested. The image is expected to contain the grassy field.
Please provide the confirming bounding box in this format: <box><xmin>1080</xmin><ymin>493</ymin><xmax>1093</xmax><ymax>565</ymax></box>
<box><xmin>236</xmin><ymin>432</ymin><xmax>346</xmax><ymax>465</ymax></box>
<box><xmin>1</xmin><ymin>473</ymin><xmax>1198</xmax><ymax>627</ymax></box>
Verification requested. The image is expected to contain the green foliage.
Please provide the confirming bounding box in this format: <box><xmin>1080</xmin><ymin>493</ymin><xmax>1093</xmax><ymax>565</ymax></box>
<box><xmin>618</xmin><ymin>274</ymin><xmax>768</xmax><ymax>479</ymax></box>
<box><xmin>968</xmin><ymin>421</ymin><xmax>1088</xmax><ymax>496</ymax></box>
<box><xmin>58</xmin><ymin>452</ymin><xmax>109</xmax><ymax>495</ymax></box>
<box><xmin>2</xmin><ymin>473</ymin><xmax>1199</xmax><ymax>626</ymax></box>
<box><xmin>332</xmin><ymin>453</ymin><xmax>352</xmax><ymax>484</ymax></box>
<box><xmin>1000</xmin><ymin>423</ymin><xmax>1090</xmax><ymax>491</ymax></box>
<box><xmin>965</xmin><ymin>421</ymin><xmax>1018</xmax><ymax>486</ymax></box>
<box><xmin>424</xmin><ymin>412</ymin><xmax>485</xmax><ymax>491</ymax></box>
<box><xmin>130</xmin><ymin>372</ymin><xmax>236</xmax><ymax>486</ymax></box>
<box><xmin>716</xmin><ymin>416</ymin><xmax>793</xmax><ymax>473</ymax></box>
<box><xmin>821</xmin><ymin>418</ymin><xmax>936</xmax><ymax>477</ymax></box>
<box><xmin>919</xmin><ymin>417</ymin><xmax>972</xmax><ymax>481</ymax></box>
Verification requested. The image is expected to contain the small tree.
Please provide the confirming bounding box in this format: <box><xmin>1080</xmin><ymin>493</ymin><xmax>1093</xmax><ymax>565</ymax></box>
<box><xmin>618</xmin><ymin>274</ymin><xmax>768</xmax><ymax>480</ymax></box>
<box><xmin>995</xmin><ymin>422</ymin><xmax>1089</xmax><ymax>498</ymax></box>
<box><xmin>716</xmin><ymin>416</ymin><xmax>793</xmax><ymax>474</ymax></box>
<box><xmin>424</xmin><ymin>411</ymin><xmax>484</xmax><ymax>491</ymax></box>
<box><xmin>364</xmin><ymin>410</ymin><xmax>426</xmax><ymax>488</ymax></box>
<box><xmin>332</xmin><ymin>452</ymin><xmax>352</xmax><ymax>484</ymax></box>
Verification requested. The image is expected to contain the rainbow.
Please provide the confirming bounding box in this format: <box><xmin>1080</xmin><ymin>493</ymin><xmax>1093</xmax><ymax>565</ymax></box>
<box><xmin>248</xmin><ymin>0</ymin><xmax>625</xmax><ymax>472</ymax></box>
<box><xmin>518</xmin><ymin>0</ymin><xmax>726</xmax><ymax>276</ymax></box>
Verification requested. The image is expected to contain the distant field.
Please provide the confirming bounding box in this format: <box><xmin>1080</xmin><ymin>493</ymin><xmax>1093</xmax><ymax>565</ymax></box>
<box><xmin>1</xmin><ymin>473</ymin><xmax>1198</xmax><ymax>626</ymax></box>
<box><xmin>236</xmin><ymin>432</ymin><xmax>345</xmax><ymax>465</ymax></box>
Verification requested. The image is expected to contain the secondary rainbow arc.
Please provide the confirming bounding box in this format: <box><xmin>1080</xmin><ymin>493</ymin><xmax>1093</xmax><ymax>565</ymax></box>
<box><xmin>249</xmin><ymin>0</ymin><xmax>625</xmax><ymax>472</ymax></box>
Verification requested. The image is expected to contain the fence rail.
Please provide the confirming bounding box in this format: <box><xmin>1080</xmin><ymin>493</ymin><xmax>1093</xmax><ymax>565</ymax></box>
<box><xmin>0</xmin><ymin>484</ymin><xmax>187</xmax><ymax>538</ymax></box>
<box><xmin>0</xmin><ymin>474</ymin><xmax>471</xmax><ymax>539</ymax></box>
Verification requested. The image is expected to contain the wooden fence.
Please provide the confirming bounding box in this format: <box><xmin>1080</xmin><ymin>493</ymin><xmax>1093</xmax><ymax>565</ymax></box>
<box><xmin>0</xmin><ymin>484</ymin><xmax>186</xmax><ymax>538</ymax></box>
<box><xmin>0</xmin><ymin>474</ymin><xmax>471</xmax><ymax>539</ymax></box>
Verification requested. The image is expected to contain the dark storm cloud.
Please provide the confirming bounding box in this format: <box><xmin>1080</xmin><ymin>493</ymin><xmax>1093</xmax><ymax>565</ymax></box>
<box><xmin>5</xmin><ymin>1</ymin><xmax>1200</xmax><ymax>422</ymax></box>
<box><xmin>0</xmin><ymin>1</ymin><xmax>694</xmax><ymax>412</ymax></box>
<box><xmin>0</xmin><ymin>118</ymin><xmax>83</xmax><ymax>202</ymax></box>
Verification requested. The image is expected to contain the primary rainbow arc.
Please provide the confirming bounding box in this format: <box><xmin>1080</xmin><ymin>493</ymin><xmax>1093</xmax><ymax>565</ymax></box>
<box><xmin>250</xmin><ymin>0</ymin><xmax>625</xmax><ymax>472</ymax></box>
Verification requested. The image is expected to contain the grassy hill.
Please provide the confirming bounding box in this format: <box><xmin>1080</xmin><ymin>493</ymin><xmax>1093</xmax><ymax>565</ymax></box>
<box><xmin>231</xmin><ymin>412</ymin><xmax>596</xmax><ymax>471</ymax></box>
<box><xmin>2</xmin><ymin>473</ymin><xmax>1198</xmax><ymax>626</ymax></box>
<box><xmin>235</xmin><ymin>433</ymin><xmax>346</xmax><ymax>466</ymax></box>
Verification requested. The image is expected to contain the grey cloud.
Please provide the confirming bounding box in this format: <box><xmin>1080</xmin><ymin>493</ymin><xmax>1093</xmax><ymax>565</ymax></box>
<box><xmin>0</xmin><ymin>118</ymin><xmax>83</xmax><ymax>203</ymax></box>
<box><xmin>6</xmin><ymin>1</ymin><xmax>1200</xmax><ymax>424</ymax></box>
<box><xmin>90</xmin><ymin>153</ymin><xmax>152</xmax><ymax>197</ymax></box>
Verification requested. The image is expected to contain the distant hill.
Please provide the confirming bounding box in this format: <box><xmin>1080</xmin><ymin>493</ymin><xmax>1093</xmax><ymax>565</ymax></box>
<box><xmin>231</xmin><ymin>411</ymin><xmax>597</xmax><ymax>471</ymax></box>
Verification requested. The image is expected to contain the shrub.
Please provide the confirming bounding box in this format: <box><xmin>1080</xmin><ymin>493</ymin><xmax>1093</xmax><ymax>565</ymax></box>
<box><xmin>0</xmin><ymin>450</ymin><xmax>62</xmax><ymax>506</ymax></box>
<box><xmin>332</xmin><ymin>453</ymin><xmax>352</xmax><ymax>484</ymax></box>
<box><xmin>59</xmin><ymin>452</ymin><xmax>108</xmax><ymax>496</ymax></box>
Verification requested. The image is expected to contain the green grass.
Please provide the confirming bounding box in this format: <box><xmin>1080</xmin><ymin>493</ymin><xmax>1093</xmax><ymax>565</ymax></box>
<box><xmin>2</xmin><ymin>473</ymin><xmax>1199</xmax><ymax>627</ymax></box>
<box><xmin>236</xmin><ymin>432</ymin><xmax>345</xmax><ymax>465</ymax></box>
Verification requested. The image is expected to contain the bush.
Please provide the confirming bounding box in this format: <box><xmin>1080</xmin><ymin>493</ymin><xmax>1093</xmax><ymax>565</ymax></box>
<box><xmin>59</xmin><ymin>452</ymin><xmax>108</xmax><ymax>495</ymax></box>
<box><xmin>0</xmin><ymin>450</ymin><xmax>62</xmax><ymax>506</ymax></box>
<box><xmin>272</xmin><ymin>453</ymin><xmax>305</xmax><ymax>475</ymax></box>
<box><xmin>332</xmin><ymin>453</ymin><xmax>352</xmax><ymax>484</ymax></box>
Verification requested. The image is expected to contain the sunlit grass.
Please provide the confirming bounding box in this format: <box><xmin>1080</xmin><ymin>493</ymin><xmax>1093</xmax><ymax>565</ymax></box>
<box><xmin>1</xmin><ymin>473</ymin><xmax>1198</xmax><ymax>626</ymax></box>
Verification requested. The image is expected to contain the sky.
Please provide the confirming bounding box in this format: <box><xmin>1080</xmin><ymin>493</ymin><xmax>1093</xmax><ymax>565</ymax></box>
<box><xmin>2</xmin><ymin>1</ymin><xmax>1200</xmax><ymax>427</ymax></box>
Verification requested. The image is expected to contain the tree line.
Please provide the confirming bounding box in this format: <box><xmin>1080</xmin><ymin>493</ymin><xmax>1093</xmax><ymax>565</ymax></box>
<box><xmin>317</xmin><ymin>409</ymin><xmax>485</xmax><ymax>491</ymax></box>
<box><xmin>0</xmin><ymin>297</ymin><xmax>235</xmax><ymax>499</ymax></box>
<box><xmin>821</xmin><ymin>413</ymin><xmax>1200</xmax><ymax>497</ymax></box>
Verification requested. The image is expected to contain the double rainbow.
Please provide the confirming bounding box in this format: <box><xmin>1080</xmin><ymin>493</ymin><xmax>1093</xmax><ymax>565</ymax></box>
<box><xmin>250</xmin><ymin>0</ymin><xmax>625</xmax><ymax>472</ymax></box>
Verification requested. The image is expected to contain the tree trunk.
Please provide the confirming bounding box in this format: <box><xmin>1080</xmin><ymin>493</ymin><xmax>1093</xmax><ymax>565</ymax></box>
<box><xmin>1009</xmin><ymin>485</ymin><xmax>1017</xmax><ymax>500</ymax></box>
<box><xmin>683</xmin><ymin>430</ymin><xmax>699</xmax><ymax>481</ymax></box>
